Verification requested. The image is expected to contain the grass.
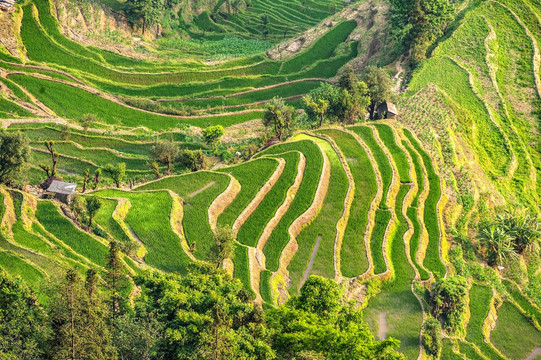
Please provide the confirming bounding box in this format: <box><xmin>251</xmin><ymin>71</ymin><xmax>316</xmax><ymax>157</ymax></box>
<box><xmin>402</xmin><ymin>140</ymin><xmax>430</xmax><ymax>280</ymax></box>
<box><xmin>373</xmin><ymin>124</ymin><xmax>412</xmax><ymax>183</ymax></box>
<box><xmin>237</xmin><ymin>152</ymin><xmax>300</xmax><ymax>247</ymax></box>
<box><xmin>217</xmin><ymin>158</ymin><xmax>279</xmax><ymax>228</ymax></box>
<box><xmin>503</xmin><ymin>280</ymin><xmax>541</xmax><ymax>326</ymax></box>
<box><xmin>466</xmin><ymin>285</ymin><xmax>507</xmax><ymax>360</ymax></box>
<box><xmin>35</xmin><ymin>201</ymin><xmax>109</xmax><ymax>267</ymax></box>
<box><xmin>288</xmin><ymin>134</ymin><xmax>349</xmax><ymax>291</ymax></box>
<box><xmin>404</xmin><ymin>129</ymin><xmax>446</xmax><ymax>279</ymax></box>
<box><xmin>491</xmin><ymin>301</ymin><xmax>541</xmax><ymax>360</ymax></box>
<box><xmin>136</xmin><ymin>172</ymin><xmax>230</xmax><ymax>262</ymax></box>
<box><xmin>279</xmin><ymin>20</ymin><xmax>357</xmax><ymax>74</ymax></box>
<box><xmin>317</xmin><ymin>129</ymin><xmax>377</xmax><ymax>277</ymax></box>
<box><xmin>260</xmin><ymin>269</ymin><xmax>273</xmax><ymax>304</ymax></box>
<box><xmin>255</xmin><ymin>139</ymin><xmax>323</xmax><ymax>272</ymax></box>
<box><xmin>232</xmin><ymin>245</ymin><xmax>254</xmax><ymax>297</ymax></box>
<box><xmin>93</xmin><ymin>190</ymin><xmax>192</xmax><ymax>272</ymax></box>
<box><xmin>93</xmin><ymin>198</ymin><xmax>132</xmax><ymax>244</ymax></box>
<box><xmin>364</xmin><ymin>186</ymin><xmax>422</xmax><ymax>359</ymax></box>
<box><xmin>0</xmin><ymin>251</ymin><xmax>44</xmax><ymax>286</ymax></box>
<box><xmin>351</xmin><ymin>126</ymin><xmax>392</xmax><ymax>209</ymax></box>
<box><xmin>8</xmin><ymin>74</ymin><xmax>264</xmax><ymax>130</ymax></box>
<box><xmin>441</xmin><ymin>339</ymin><xmax>464</xmax><ymax>360</ymax></box>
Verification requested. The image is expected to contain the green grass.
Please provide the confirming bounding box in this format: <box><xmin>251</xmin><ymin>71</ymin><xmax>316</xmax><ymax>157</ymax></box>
<box><xmin>93</xmin><ymin>190</ymin><xmax>192</xmax><ymax>272</ymax></box>
<box><xmin>8</xmin><ymin>74</ymin><xmax>264</xmax><ymax>130</ymax></box>
<box><xmin>255</xmin><ymin>139</ymin><xmax>323</xmax><ymax>272</ymax></box>
<box><xmin>237</xmin><ymin>151</ymin><xmax>300</xmax><ymax>247</ymax></box>
<box><xmin>279</xmin><ymin>20</ymin><xmax>357</xmax><ymax>74</ymax></box>
<box><xmin>0</xmin><ymin>97</ymin><xmax>34</xmax><ymax>118</ymax></box>
<box><xmin>93</xmin><ymin>198</ymin><xmax>132</xmax><ymax>244</ymax></box>
<box><xmin>217</xmin><ymin>158</ymin><xmax>279</xmax><ymax>228</ymax></box>
<box><xmin>364</xmin><ymin>188</ymin><xmax>422</xmax><ymax>359</ymax></box>
<box><xmin>35</xmin><ymin>201</ymin><xmax>109</xmax><ymax>267</ymax></box>
<box><xmin>260</xmin><ymin>269</ymin><xmax>273</xmax><ymax>304</ymax></box>
<box><xmin>402</xmin><ymin>139</ymin><xmax>430</xmax><ymax>280</ymax></box>
<box><xmin>288</xmin><ymin>134</ymin><xmax>349</xmax><ymax>291</ymax></box>
<box><xmin>503</xmin><ymin>280</ymin><xmax>541</xmax><ymax>326</ymax></box>
<box><xmin>232</xmin><ymin>245</ymin><xmax>254</xmax><ymax>297</ymax></box>
<box><xmin>373</xmin><ymin>124</ymin><xmax>412</xmax><ymax>183</ymax></box>
<box><xmin>404</xmin><ymin>129</ymin><xmax>446</xmax><ymax>279</ymax></box>
<box><xmin>0</xmin><ymin>251</ymin><xmax>44</xmax><ymax>286</ymax></box>
<box><xmin>351</xmin><ymin>126</ymin><xmax>392</xmax><ymax>209</ymax></box>
<box><xmin>466</xmin><ymin>285</ymin><xmax>507</xmax><ymax>360</ymax></box>
<box><xmin>441</xmin><ymin>339</ymin><xmax>464</xmax><ymax>360</ymax></box>
<box><xmin>491</xmin><ymin>301</ymin><xmax>541</xmax><ymax>360</ymax></box>
<box><xmin>136</xmin><ymin>172</ymin><xmax>230</xmax><ymax>262</ymax></box>
<box><xmin>317</xmin><ymin>129</ymin><xmax>377</xmax><ymax>277</ymax></box>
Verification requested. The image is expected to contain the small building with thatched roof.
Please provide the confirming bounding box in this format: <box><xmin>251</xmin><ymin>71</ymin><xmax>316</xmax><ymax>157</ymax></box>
<box><xmin>377</xmin><ymin>101</ymin><xmax>399</xmax><ymax>119</ymax></box>
<box><xmin>47</xmin><ymin>180</ymin><xmax>77</xmax><ymax>204</ymax></box>
<box><xmin>0</xmin><ymin>0</ymin><xmax>15</xmax><ymax>11</ymax></box>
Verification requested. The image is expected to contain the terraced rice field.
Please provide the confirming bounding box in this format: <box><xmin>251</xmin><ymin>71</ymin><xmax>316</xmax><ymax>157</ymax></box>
<box><xmin>0</xmin><ymin>123</ymin><xmax>455</xmax><ymax>354</ymax></box>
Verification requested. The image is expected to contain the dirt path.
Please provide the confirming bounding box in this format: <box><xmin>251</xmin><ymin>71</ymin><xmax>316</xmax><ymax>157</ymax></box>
<box><xmin>188</xmin><ymin>181</ymin><xmax>215</xmax><ymax>198</ymax></box>
<box><xmin>524</xmin><ymin>347</ymin><xmax>541</xmax><ymax>360</ymax></box>
<box><xmin>299</xmin><ymin>235</ymin><xmax>322</xmax><ymax>290</ymax></box>
<box><xmin>378</xmin><ymin>312</ymin><xmax>388</xmax><ymax>340</ymax></box>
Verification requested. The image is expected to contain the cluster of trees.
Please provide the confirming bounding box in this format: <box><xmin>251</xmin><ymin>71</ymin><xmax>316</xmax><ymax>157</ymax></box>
<box><xmin>263</xmin><ymin>66</ymin><xmax>395</xmax><ymax>141</ymax></box>
<box><xmin>476</xmin><ymin>211</ymin><xmax>540</xmax><ymax>267</ymax></box>
<box><xmin>390</xmin><ymin>0</ymin><xmax>455</xmax><ymax>62</ymax></box>
<box><xmin>0</xmin><ymin>253</ymin><xmax>406</xmax><ymax>359</ymax></box>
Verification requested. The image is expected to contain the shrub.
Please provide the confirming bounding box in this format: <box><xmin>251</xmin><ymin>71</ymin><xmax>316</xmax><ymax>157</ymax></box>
<box><xmin>422</xmin><ymin>317</ymin><xmax>442</xmax><ymax>358</ymax></box>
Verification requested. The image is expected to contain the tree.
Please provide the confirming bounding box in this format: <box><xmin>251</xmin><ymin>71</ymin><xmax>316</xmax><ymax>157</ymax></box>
<box><xmin>203</xmin><ymin>125</ymin><xmax>226</xmax><ymax>150</ymax></box>
<box><xmin>151</xmin><ymin>141</ymin><xmax>179</xmax><ymax>175</ymax></box>
<box><xmin>82</xmin><ymin>168</ymin><xmax>90</xmax><ymax>193</ymax></box>
<box><xmin>106</xmin><ymin>241</ymin><xmax>129</xmax><ymax>320</ymax></box>
<box><xmin>94</xmin><ymin>168</ymin><xmax>102</xmax><ymax>190</ymax></box>
<box><xmin>134</xmin><ymin>264</ymin><xmax>274</xmax><ymax>360</ymax></box>
<box><xmin>421</xmin><ymin>317</ymin><xmax>441</xmax><ymax>357</ymax></box>
<box><xmin>267</xmin><ymin>276</ymin><xmax>406</xmax><ymax>359</ymax></box>
<box><xmin>103</xmin><ymin>163</ymin><xmax>126</xmax><ymax>188</ymax></box>
<box><xmin>0</xmin><ymin>270</ymin><xmax>49</xmax><ymax>359</ymax></box>
<box><xmin>48</xmin><ymin>269</ymin><xmax>115</xmax><ymax>360</ymax></box>
<box><xmin>148</xmin><ymin>161</ymin><xmax>161</xmax><ymax>179</ymax></box>
<box><xmin>114</xmin><ymin>312</ymin><xmax>161</xmax><ymax>360</ymax></box>
<box><xmin>263</xmin><ymin>98</ymin><xmax>296</xmax><ymax>140</ymax></box>
<box><xmin>44</xmin><ymin>141</ymin><xmax>58</xmax><ymax>178</ymax></box>
<box><xmin>79</xmin><ymin>114</ymin><xmax>98</xmax><ymax>133</ymax></box>
<box><xmin>179</xmin><ymin>149</ymin><xmax>209</xmax><ymax>171</ymax></box>
<box><xmin>0</xmin><ymin>131</ymin><xmax>31</xmax><ymax>184</ymax></box>
<box><xmin>363</xmin><ymin>66</ymin><xmax>395</xmax><ymax>119</ymax></box>
<box><xmin>430</xmin><ymin>276</ymin><xmax>467</xmax><ymax>333</ymax></box>
<box><xmin>213</xmin><ymin>226</ymin><xmax>235</xmax><ymax>268</ymax></box>
<box><xmin>302</xmin><ymin>96</ymin><xmax>329</xmax><ymax>127</ymax></box>
<box><xmin>126</xmin><ymin>0</ymin><xmax>165</xmax><ymax>34</ymax></box>
<box><xmin>85</xmin><ymin>196</ymin><xmax>102</xmax><ymax>227</ymax></box>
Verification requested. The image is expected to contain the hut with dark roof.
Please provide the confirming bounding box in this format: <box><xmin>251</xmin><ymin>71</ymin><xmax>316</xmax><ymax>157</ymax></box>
<box><xmin>47</xmin><ymin>180</ymin><xmax>77</xmax><ymax>204</ymax></box>
<box><xmin>377</xmin><ymin>101</ymin><xmax>399</xmax><ymax>119</ymax></box>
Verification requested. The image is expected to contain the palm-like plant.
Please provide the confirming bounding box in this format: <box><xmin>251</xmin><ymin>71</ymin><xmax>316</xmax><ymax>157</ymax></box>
<box><xmin>497</xmin><ymin>211</ymin><xmax>541</xmax><ymax>254</ymax></box>
<box><xmin>477</xmin><ymin>224</ymin><xmax>517</xmax><ymax>266</ymax></box>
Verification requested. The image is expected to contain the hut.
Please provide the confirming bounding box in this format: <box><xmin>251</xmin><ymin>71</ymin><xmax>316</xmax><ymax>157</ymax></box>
<box><xmin>377</xmin><ymin>101</ymin><xmax>399</xmax><ymax>119</ymax></box>
<box><xmin>0</xmin><ymin>0</ymin><xmax>15</xmax><ymax>11</ymax></box>
<box><xmin>47</xmin><ymin>180</ymin><xmax>77</xmax><ymax>204</ymax></box>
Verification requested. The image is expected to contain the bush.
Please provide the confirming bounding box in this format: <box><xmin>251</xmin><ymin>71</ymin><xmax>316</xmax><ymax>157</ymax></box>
<box><xmin>422</xmin><ymin>317</ymin><xmax>442</xmax><ymax>358</ymax></box>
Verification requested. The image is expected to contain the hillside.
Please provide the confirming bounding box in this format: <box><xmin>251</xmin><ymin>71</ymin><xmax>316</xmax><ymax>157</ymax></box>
<box><xmin>0</xmin><ymin>0</ymin><xmax>540</xmax><ymax>359</ymax></box>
